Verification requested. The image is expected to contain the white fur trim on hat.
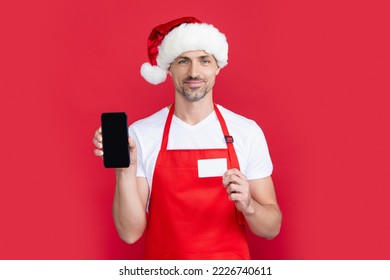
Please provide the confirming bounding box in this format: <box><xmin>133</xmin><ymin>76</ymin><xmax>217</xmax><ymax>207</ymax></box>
<box><xmin>157</xmin><ymin>23</ymin><xmax>228</xmax><ymax>72</ymax></box>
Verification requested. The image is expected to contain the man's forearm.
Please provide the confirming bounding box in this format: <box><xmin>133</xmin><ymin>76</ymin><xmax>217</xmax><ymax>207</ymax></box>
<box><xmin>243</xmin><ymin>199</ymin><xmax>282</xmax><ymax>240</ymax></box>
<box><xmin>112</xmin><ymin>171</ymin><xmax>147</xmax><ymax>244</ymax></box>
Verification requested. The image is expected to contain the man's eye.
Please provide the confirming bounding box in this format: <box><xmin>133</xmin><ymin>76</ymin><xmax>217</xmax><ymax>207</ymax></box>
<box><xmin>202</xmin><ymin>59</ymin><xmax>211</xmax><ymax>64</ymax></box>
<box><xmin>178</xmin><ymin>60</ymin><xmax>188</xmax><ymax>64</ymax></box>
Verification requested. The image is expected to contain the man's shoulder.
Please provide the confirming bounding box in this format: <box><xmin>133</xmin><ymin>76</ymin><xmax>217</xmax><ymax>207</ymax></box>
<box><xmin>217</xmin><ymin>104</ymin><xmax>257</xmax><ymax>128</ymax></box>
<box><xmin>130</xmin><ymin>107</ymin><xmax>168</xmax><ymax>130</ymax></box>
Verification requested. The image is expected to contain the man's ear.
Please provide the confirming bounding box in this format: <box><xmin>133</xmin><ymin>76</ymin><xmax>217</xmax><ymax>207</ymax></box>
<box><xmin>168</xmin><ymin>66</ymin><xmax>172</xmax><ymax>77</ymax></box>
<box><xmin>216</xmin><ymin>67</ymin><xmax>221</xmax><ymax>75</ymax></box>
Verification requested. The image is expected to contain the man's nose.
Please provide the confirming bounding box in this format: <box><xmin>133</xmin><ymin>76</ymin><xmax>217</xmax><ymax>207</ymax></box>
<box><xmin>187</xmin><ymin>62</ymin><xmax>200</xmax><ymax>78</ymax></box>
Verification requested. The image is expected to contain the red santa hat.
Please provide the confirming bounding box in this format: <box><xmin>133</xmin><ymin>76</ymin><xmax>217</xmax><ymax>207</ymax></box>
<box><xmin>140</xmin><ymin>16</ymin><xmax>229</xmax><ymax>85</ymax></box>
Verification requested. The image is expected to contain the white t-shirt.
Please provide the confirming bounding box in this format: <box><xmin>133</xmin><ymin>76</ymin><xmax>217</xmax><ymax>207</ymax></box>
<box><xmin>129</xmin><ymin>104</ymin><xmax>273</xmax><ymax>190</ymax></box>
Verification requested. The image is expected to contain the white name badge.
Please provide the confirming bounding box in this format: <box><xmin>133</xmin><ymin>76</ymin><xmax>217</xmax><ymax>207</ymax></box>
<box><xmin>197</xmin><ymin>158</ymin><xmax>228</xmax><ymax>178</ymax></box>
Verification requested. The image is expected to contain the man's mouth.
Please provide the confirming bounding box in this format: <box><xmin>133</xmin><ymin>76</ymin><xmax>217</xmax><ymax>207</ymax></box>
<box><xmin>184</xmin><ymin>79</ymin><xmax>204</xmax><ymax>87</ymax></box>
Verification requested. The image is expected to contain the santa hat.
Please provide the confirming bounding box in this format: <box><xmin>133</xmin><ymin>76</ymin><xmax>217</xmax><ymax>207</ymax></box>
<box><xmin>140</xmin><ymin>16</ymin><xmax>229</xmax><ymax>85</ymax></box>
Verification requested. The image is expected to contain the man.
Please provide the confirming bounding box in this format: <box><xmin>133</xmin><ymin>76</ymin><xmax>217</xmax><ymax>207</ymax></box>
<box><xmin>93</xmin><ymin>17</ymin><xmax>281</xmax><ymax>259</ymax></box>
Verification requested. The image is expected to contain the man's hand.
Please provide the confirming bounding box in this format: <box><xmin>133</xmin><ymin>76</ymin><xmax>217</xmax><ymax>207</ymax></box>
<box><xmin>92</xmin><ymin>127</ymin><xmax>104</xmax><ymax>157</ymax></box>
<box><xmin>92</xmin><ymin>127</ymin><xmax>137</xmax><ymax>172</ymax></box>
<box><xmin>223</xmin><ymin>170</ymin><xmax>282</xmax><ymax>239</ymax></box>
<box><xmin>222</xmin><ymin>168</ymin><xmax>254</xmax><ymax>215</ymax></box>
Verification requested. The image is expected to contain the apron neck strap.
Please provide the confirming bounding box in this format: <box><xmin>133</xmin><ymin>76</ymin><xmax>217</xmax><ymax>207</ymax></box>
<box><xmin>213</xmin><ymin>104</ymin><xmax>240</xmax><ymax>169</ymax></box>
<box><xmin>160</xmin><ymin>104</ymin><xmax>175</xmax><ymax>150</ymax></box>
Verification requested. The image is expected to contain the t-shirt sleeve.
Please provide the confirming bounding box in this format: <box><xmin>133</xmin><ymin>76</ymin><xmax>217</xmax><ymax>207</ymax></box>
<box><xmin>128</xmin><ymin>126</ymin><xmax>147</xmax><ymax>178</ymax></box>
<box><xmin>245</xmin><ymin>121</ymin><xmax>273</xmax><ymax>180</ymax></box>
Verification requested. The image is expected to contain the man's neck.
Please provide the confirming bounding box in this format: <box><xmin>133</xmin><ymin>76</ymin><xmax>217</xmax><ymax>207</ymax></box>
<box><xmin>173</xmin><ymin>95</ymin><xmax>214</xmax><ymax>126</ymax></box>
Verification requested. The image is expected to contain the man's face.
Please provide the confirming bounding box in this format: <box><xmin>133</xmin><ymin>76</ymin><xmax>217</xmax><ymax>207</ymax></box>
<box><xmin>169</xmin><ymin>50</ymin><xmax>220</xmax><ymax>102</ymax></box>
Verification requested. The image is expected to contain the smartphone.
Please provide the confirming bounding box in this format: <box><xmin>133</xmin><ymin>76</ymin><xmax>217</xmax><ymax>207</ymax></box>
<box><xmin>101</xmin><ymin>112</ymin><xmax>130</xmax><ymax>168</ymax></box>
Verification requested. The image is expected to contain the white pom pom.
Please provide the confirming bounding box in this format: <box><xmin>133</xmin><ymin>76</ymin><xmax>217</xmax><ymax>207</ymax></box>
<box><xmin>140</xmin><ymin>62</ymin><xmax>167</xmax><ymax>85</ymax></box>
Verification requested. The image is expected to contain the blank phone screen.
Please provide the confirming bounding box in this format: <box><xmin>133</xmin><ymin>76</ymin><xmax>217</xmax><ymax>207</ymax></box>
<box><xmin>101</xmin><ymin>112</ymin><xmax>130</xmax><ymax>168</ymax></box>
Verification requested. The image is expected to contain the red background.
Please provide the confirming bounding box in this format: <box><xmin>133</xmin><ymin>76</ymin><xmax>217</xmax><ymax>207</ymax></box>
<box><xmin>1</xmin><ymin>0</ymin><xmax>389</xmax><ymax>259</ymax></box>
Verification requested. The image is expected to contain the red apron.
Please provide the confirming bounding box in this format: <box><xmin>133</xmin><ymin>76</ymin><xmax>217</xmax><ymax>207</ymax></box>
<box><xmin>144</xmin><ymin>104</ymin><xmax>250</xmax><ymax>260</ymax></box>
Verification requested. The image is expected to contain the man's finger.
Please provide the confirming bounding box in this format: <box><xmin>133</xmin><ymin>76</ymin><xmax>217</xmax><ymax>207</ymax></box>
<box><xmin>94</xmin><ymin>149</ymin><xmax>104</xmax><ymax>157</ymax></box>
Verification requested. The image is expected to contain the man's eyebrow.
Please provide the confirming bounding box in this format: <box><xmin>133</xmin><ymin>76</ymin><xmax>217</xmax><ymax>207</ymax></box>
<box><xmin>176</xmin><ymin>55</ymin><xmax>212</xmax><ymax>60</ymax></box>
<box><xmin>176</xmin><ymin>56</ymin><xmax>190</xmax><ymax>60</ymax></box>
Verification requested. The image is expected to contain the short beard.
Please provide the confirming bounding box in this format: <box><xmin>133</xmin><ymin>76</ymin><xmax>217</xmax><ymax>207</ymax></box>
<box><xmin>178</xmin><ymin>88</ymin><xmax>209</xmax><ymax>102</ymax></box>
